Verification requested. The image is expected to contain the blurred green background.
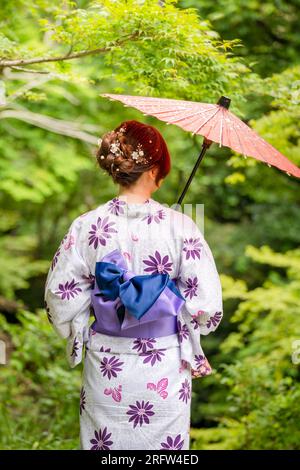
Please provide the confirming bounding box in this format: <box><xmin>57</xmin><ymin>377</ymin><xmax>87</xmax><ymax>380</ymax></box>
<box><xmin>0</xmin><ymin>0</ymin><xmax>299</xmax><ymax>450</ymax></box>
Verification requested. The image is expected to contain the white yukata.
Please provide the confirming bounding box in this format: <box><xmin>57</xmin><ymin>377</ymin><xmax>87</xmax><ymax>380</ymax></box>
<box><xmin>44</xmin><ymin>196</ymin><xmax>223</xmax><ymax>450</ymax></box>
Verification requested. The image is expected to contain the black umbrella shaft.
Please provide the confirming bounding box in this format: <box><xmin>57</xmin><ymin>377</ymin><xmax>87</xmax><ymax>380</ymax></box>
<box><xmin>177</xmin><ymin>142</ymin><xmax>210</xmax><ymax>205</ymax></box>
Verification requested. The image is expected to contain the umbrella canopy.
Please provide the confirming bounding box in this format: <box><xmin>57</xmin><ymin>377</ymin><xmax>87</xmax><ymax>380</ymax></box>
<box><xmin>100</xmin><ymin>93</ymin><xmax>300</xmax><ymax>179</ymax></box>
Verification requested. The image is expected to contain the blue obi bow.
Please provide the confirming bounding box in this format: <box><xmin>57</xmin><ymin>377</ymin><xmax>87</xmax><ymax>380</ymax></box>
<box><xmin>94</xmin><ymin>249</ymin><xmax>184</xmax><ymax>325</ymax></box>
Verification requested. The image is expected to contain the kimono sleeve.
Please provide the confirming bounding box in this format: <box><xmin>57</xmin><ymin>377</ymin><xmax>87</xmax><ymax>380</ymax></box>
<box><xmin>176</xmin><ymin>217</ymin><xmax>223</xmax><ymax>379</ymax></box>
<box><xmin>44</xmin><ymin>216</ymin><xmax>93</xmax><ymax>368</ymax></box>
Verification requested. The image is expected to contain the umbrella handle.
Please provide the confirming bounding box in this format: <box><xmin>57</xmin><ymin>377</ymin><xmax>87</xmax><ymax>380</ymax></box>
<box><xmin>176</xmin><ymin>137</ymin><xmax>212</xmax><ymax>205</ymax></box>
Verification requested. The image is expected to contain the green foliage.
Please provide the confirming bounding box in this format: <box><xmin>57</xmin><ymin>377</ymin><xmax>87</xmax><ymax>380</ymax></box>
<box><xmin>0</xmin><ymin>310</ymin><xmax>82</xmax><ymax>450</ymax></box>
<box><xmin>0</xmin><ymin>0</ymin><xmax>300</xmax><ymax>450</ymax></box>
<box><xmin>192</xmin><ymin>246</ymin><xmax>300</xmax><ymax>450</ymax></box>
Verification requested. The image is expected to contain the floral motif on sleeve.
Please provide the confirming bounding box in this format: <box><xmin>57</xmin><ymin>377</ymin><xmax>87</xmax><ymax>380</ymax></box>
<box><xmin>51</xmin><ymin>247</ymin><xmax>61</xmax><ymax>270</ymax></box>
<box><xmin>44</xmin><ymin>300</ymin><xmax>53</xmax><ymax>324</ymax></box>
<box><xmin>183</xmin><ymin>276</ymin><xmax>198</xmax><ymax>299</ymax></box>
<box><xmin>206</xmin><ymin>311</ymin><xmax>222</xmax><ymax>329</ymax></box>
<box><xmin>183</xmin><ymin>238</ymin><xmax>202</xmax><ymax>260</ymax></box>
<box><xmin>176</xmin><ymin>218</ymin><xmax>223</xmax><ymax>380</ymax></box>
<box><xmin>71</xmin><ymin>337</ymin><xmax>80</xmax><ymax>358</ymax></box>
<box><xmin>55</xmin><ymin>278</ymin><xmax>82</xmax><ymax>300</ymax></box>
<box><xmin>88</xmin><ymin>216</ymin><xmax>117</xmax><ymax>248</ymax></box>
<box><xmin>192</xmin><ymin>355</ymin><xmax>212</xmax><ymax>378</ymax></box>
<box><xmin>143</xmin><ymin>251</ymin><xmax>173</xmax><ymax>274</ymax></box>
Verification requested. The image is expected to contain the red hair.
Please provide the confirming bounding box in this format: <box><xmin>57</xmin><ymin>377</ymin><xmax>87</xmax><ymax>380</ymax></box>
<box><xmin>115</xmin><ymin>120</ymin><xmax>171</xmax><ymax>182</ymax></box>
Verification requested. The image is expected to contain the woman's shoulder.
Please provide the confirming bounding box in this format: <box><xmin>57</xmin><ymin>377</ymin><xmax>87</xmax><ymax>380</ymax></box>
<box><xmin>159</xmin><ymin>203</ymin><xmax>204</xmax><ymax>238</ymax></box>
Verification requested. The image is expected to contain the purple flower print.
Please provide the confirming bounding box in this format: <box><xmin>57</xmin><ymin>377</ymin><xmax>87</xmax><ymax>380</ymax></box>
<box><xmin>83</xmin><ymin>273</ymin><xmax>95</xmax><ymax>289</ymax></box>
<box><xmin>127</xmin><ymin>400</ymin><xmax>155</xmax><ymax>428</ymax></box>
<box><xmin>100</xmin><ymin>346</ymin><xmax>112</xmax><ymax>353</ymax></box>
<box><xmin>51</xmin><ymin>248</ymin><xmax>60</xmax><ymax>270</ymax></box>
<box><xmin>143</xmin><ymin>251</ymin><xmax>173</xmax><ymax>274</ymax></box>
<box><xmin>161</xmin><ymin>434</ymin><xmax>184</xmax><ymax>450</ymax></box>
<box><xmin>139</xmin><ymin>348</ymin><xmax>166</xmax><ymax>366</ymax></box>
<box><xmin>177</xmin><ymin>320</ymin><xmax>189</xmax><ymax>343</ymax></box>
<box><xmin>179</xmin><ymin>378</ymin><xmax>191</xmax><ymax>404</ymax></box>
<box><xmin>80</xmin><ymin>387</ymin><xmax>86</xmax><ymax>415</ymax></box>
<box><xmin>206</xmin><ymin>311</ymin><xmax>222</xmax><ymax>329</ymax></box>
<box><xmin>142</xmin><ymin>209</ymin><xmax>165</xmax><ymax>225</ymax></box>
<box><xmin>90</xmin><ymin>427</ymin><xmax>113</xmax><ymax>450</ymax></box>
<box><xmin>100</xmin><ymin>356</ymin><xmax>124</xmax><ymax>380</ymax></box>
<box><xmin>183</xmin><ymin>238</ymin><xmax>202</xmax><ymax>260</ymax></box>
<box><xmin>71</xmin><ymin>337</ymin><xmax>79</xmax><ymax>358</ymax></box>
<box><xmin>194</xmin><ymin>354</ymin><xmax>206</xmax><ymax>367</ymax></box>
<box><xmin>44</xmin><ymin>300</ymin><xmax>53</xmax><ymax>324</ymax></box>
<box><xmin>194</xmin><ymin>355</ymin><xmax>212</xmax><ymax>377</ymax></box>
<box><xmin>55</xmin><ymin>278</ymin><xmax>82</xmax><ymax>300</ymax></box>
<box><xmin>132</xmin><ymin>338</ymin><xmax>156</xmax><ymax>353</ymax></box>
<box><xmin>191</xmin><ymin>317</ymin><xmax>200</xmax><ymax>330</ymax></box>
<box><xmin>108</xmin><ymin>197</ymin><xmax>126</xmax><ymax>216</ymax></box>
<box><xmin>183</xmin><ymin>276</ymin><xmax>198</xmax><ymax>299</ymax></box>
<box><xmin>88</xmin><ymin>216</ymin><xmax>117</xmax><ymax>249</ymax></box>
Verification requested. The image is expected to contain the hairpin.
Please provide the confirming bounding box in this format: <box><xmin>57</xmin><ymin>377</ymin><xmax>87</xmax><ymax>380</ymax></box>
<box><xmin>97</xmin><ymin>125</ymin><xmax>153</xmax><ymax>165</ymax></box>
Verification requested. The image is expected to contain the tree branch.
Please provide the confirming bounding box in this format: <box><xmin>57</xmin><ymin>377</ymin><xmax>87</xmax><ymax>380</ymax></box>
<box><xmin>0</xmin><ymin>108</ymin><xmax>98</xmax><ymax>144</ymax></box>
<box><xmin>0</xmin><ymin>32</ymin><xmax>140</xmax><ymax>68</ymax></box>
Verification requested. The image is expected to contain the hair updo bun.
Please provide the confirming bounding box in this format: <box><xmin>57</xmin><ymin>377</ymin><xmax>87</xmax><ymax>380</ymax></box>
<box><xmin>95</xmin><ymin>120</ymin><xmax>171</xmax><ymax>187</ymax></box>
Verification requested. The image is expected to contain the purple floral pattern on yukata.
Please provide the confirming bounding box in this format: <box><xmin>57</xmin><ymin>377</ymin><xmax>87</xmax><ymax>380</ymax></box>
<box><xmin>207</xmin><ymin>311</ymin><xmax>222</xmax><ymax>329</ymax></box>
<box><xmin>80</xmin><ymin>387</ymin><xmax>86</xmax><ymax>415</ymax></box>
<box><xmin>183</xmin><ymin>238</ymin><xmax>202</xmax><ymax>260</ymax></box>
<box><xmin>177</xmin><ymin>320</ymin><xmax>189</xmax><ymax>343</ymax></box>
<box><xmin>88</xmin><ymin>216</ymin><xmax>117</xmax><ymax>248</ymax></box>
<box><xmin>100</xmin><ymin>356</ymin><xmax>124</xmax><ymax>380</ymax></box>
<box><xmin>143</xmin><ymin>251</ymin><xmax>173</xmax><ymax>274</ymax></box>
<box><xmin>179</xmin><ymin>378</ymin><xmax>191</xmax><ymax>404</ymax></box>
<box><xmin>55</xmin><ymin>278</ymin><xmax>82</xmax><ymax>300</ymax></box>
<box><xmin>132</xmin><ymin>338</ymin><xmax>156</xmax><ymax>353</ymax></box>
<box><xmin>108</xmin><ymin>197</ymin><xmax>126</xmax><ymax>216</ymax></box>
<box><xmin>44</xmin><ymin>300</ymin><xmax>53</xmax><ymax>324</ymax></box>
<box><xmin>193</xmin><ymin>355</ymin><xmax>212</xmax><ymax>377</ymax></box>
<box><xmin>82</xmin><ymin>273</ymin><xmax>95</xmax><ymax>289</ymax></box>
<box><xmin>51</xmin><ymin>248</ymin><xmax>60</xmax><ymax>270</ymax></box>
<box><xmin>139</xmin><ymin>348</ymin><xmax>166</xmax><ymax>366</ymax></box>
<box><xmin>100</xmin><ymin>346</ymin><xmax>112</xmax><ymax>353</ymax></box>
<box><xmin>183</xmin><ymin>276</ymin><xmax>198</xmax><ymax>299</ymax></box>
<box><xmin>191</xmin><ymin>317</ymin><xmax>200</xmax><ymax>330</ymax></box>
<box><xmin>90</xmin><ymin>427</ymin><xmax>113</xmax><ymax>450</ymax></box>
<box><xmin>71</xmin><ymin>337</ymin><xmax>79</xmax><ymax>357</ymax></box>
<box><xmin>126</xmin><ymin>400</ymin><xmax>155</xmax><ymax>428</ymax></box>
<box><xmin>161</xmin><ymin>434</ymin><xmax>184</xmax><ymax>450</ymax></box>
<box><xmin>142</xmin><ymin>209</ymin><xmax>165</xmax><ymax>225</ymax></box>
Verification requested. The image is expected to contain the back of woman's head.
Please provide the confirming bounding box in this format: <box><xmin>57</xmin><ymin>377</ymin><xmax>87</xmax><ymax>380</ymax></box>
<box><xmin>96</xmin><ymin>120</ymin><xmax>171</xmax><ymax>187</ymax></box>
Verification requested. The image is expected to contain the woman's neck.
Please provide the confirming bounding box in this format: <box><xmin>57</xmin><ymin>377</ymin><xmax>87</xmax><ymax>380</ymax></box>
<box><xmin>118</xmin><ymin>186</ymin><xmax>152</xmax><ymax>204</ymax></box>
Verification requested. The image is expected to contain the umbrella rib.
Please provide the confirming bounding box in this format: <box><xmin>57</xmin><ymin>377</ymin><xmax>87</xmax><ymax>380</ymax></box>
<box><xmin>219</xmin><ymin>109</ymin><xmax>224</xmax><ymax>148</ymax></box>
<box><xmin>230</xmin><ymin>120</ymin><xmax>248</xmax><ymax>158</ymax></box>
<box><xmin>166</xmin><ymin>106</ymin><xmax>217</xmax><ymax>125</ymax></box>
<box><xmin>249</xmin><ymin>131</ymin><xmax>270</xmax><ymax>166</ymax></box>
<box><xmin>192</xmin><ymin>108</ymin><xmax>220</xmax><ymax>135</ymax></box>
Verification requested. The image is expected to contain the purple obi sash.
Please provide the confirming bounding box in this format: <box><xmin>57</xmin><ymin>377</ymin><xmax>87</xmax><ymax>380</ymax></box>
<box><xmin>90</xmin><ymin>249</ymin><xmax>185</xmax><ymax>338</ymax></box>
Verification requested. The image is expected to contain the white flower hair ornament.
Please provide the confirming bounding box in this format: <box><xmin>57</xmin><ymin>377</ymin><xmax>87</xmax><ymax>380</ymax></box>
<box><xmin>97</xmin><ymin>126</ymin><xmax>153</xmax><ymax>165</ymax></box>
